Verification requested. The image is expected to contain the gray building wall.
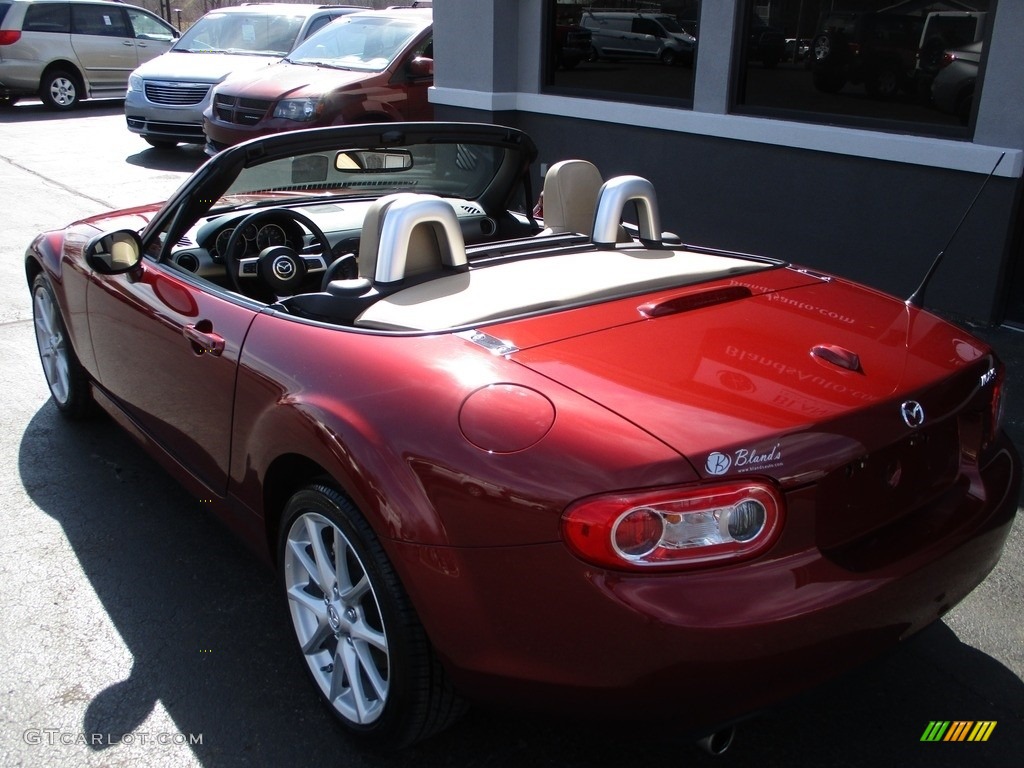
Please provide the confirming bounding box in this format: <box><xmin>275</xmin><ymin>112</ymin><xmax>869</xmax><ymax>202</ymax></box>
<box><xmin>430</xmin><ymin>1</ymin><xmax>1024</xmax><ymax>324</ymax></box>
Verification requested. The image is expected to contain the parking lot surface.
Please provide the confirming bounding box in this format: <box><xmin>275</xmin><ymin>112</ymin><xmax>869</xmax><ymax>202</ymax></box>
<box><xmin>0</xmin><ymin>100</ymin><xmax>1021</xmax><ymax>767</ymax></box>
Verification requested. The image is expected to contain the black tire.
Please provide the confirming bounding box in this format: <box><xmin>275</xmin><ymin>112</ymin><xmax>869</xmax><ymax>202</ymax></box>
<box><xmin>144</xmin><ymin>137</ymin><xmax>179</xmax><ymax>150</ymax></box>
<box><xmin>865</xmin><ymin>67</ymin><xmax>899</xmax><ymax>99</ymax></box>
<box><xmin>31</xmin><ymin>273</ymin><xmax>93</xmax><ymax>418</ymax></box>
<box><xmin>279</xmin><ymin>483</ymin><xmax>465</xmax><ymax>747</ymax></box>
<box><xmin>660</xmin><ymin>48</ymin><xmax>677</xmax><ymax>66</ymax></box>
<box><xmin>39</xmin><ymin>69</ymin><xmax>81</xmax><ymax>110</ymax></box>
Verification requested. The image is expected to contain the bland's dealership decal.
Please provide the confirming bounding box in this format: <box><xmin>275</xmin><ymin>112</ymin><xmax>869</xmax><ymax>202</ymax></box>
<box><xmin>706</xmin><ymin>443</ymin><xmax>783</xmax><ymax>475</ymax></box>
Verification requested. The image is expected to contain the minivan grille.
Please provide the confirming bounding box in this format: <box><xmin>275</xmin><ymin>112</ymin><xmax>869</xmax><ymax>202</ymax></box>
<box><xmin>213</xmin><ymin>94</ymin><xmax>273</xmax><ymax>126</ymax></box>
<box><xmin>145</xmin><ymin>82</ymin><xmax>210</xmax><ymax>106</ymax></box>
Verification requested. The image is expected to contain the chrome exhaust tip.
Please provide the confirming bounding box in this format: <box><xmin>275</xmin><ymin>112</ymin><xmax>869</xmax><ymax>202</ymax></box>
<box><xmin>696</xmin><ymin>725</ymin><xmax>736</xmax><ymax>756</ymax></box>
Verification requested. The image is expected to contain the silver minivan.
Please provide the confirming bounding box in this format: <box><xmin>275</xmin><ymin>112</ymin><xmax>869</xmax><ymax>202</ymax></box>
<box><xmin>581</xmin><ymin>11</ymin><xmax>696</xmax><ymax>66</ymax></box>
<box><xmin>125</xmin><ymin>4</ymin><xmax>358</xmax><ymax>150</ymax></box>
<box><xmin>0</xmin><ymin>0</ymin><xmax>176</xmax><ymax>109</ymax></box>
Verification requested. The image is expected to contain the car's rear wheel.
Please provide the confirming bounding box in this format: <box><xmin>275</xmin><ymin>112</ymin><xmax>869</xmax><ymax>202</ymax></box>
<box><xmin>31</xmin><ymin>274</ymin><xmax>92</xmax><ymax>418</ymax></box>
<box><xmin>39</xmin><ymin>69</ymin><xmax>80</xmax><ymax>110</ymax></box>
<box><xmin>280</xmin><ymin>484</ymin><xmax>464</xmax><ymax>746</ymax></box>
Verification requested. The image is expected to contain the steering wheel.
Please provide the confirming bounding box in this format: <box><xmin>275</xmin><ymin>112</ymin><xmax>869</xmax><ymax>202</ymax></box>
<box><xmin>221</xmin><ymin>208</ymin><xmax>334</xmax><ymax>297</ymax></box>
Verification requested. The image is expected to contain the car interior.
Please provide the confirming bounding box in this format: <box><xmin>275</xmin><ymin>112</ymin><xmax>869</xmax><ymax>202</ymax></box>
<box><xmin>159</xmin><ymin>153</ymin><xmax>777</xmax><ymax>332</ymax></box>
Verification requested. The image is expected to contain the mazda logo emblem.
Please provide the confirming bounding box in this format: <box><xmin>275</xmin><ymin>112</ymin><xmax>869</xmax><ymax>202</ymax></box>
<box><xmin>900</xmin><ymin>400</ymin><xmax>925</xmax><ymax>428</ymax></box>
<box><xmin>272</xmin><ymin>256</ymin><xmax>295</xmax><ymax>279</ymax></box>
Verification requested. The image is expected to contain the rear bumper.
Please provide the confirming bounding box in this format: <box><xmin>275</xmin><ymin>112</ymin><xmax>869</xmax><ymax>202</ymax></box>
<box><xmin>389</xmin><ymin>434</ymin><xmax>1019</xmax><ymax>729</ymax></box>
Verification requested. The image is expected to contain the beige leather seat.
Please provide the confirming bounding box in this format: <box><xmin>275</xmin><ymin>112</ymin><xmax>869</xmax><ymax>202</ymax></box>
<box><xmin>537</xmin><ymin>159</ymin><xmax>604</xmax><ymax>236</ymax></box>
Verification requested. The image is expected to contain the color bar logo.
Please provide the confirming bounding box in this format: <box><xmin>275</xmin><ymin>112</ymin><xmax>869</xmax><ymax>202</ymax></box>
<box><xmin>921</xmin><ymin>721</ymin><xmax>997</xmax><ymax>742</ymax></box>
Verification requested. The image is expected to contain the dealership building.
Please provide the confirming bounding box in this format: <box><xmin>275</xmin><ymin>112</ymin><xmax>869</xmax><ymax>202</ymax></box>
<box><xmin>429</xmin><ymin>0</ymin><xmax>1024</xmax><ymax>327</ymax></box>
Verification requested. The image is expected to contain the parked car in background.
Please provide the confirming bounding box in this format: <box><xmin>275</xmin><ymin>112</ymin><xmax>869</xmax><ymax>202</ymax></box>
<box><xmin>26</xmin><ymin>120</ymin><xmax>1020</xmax><ymax>749</ymax></box>
<box><xmin>0</xmin><ymin>0</ymin><xmax>177</xmax><ymax>109</ymax></box>
<box><xmin>811</xmin><ymin>10</ymin><xmax>986</xmax><ymax>98</ymax></box>
<box><xmin>581</xmin><ymin>10</ymin><xmax>695</xmax><ymax>66</ymax></box>
<box><xmin>746</xmin><ymin>14</ymin><xmax>785</xmax><ymax>68</ymax></box>
<box><xmin>203</xmin><ymin>7</ymin><xmax>432</xmax><ymax>154</ymax></box>
<box><xmin>125</xmin><ymin>4</ymin><xmax>359</xmax><ymax>149</ymax></box>
<box><xmin>931</xmin><ymin>40</ymin><xmax>983</xmax><ymax>125</ymax></box>
<box><xmin>552</xmin><ymin>22</ymin><xmax>591</xmax><ymax>70</ymax></box>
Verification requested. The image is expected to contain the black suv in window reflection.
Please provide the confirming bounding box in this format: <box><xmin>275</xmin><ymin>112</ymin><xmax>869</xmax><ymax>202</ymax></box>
<box><xmin>811</xmin><ymin>11</ymin><xmax>986</xmax><ymax>99</ymax></box>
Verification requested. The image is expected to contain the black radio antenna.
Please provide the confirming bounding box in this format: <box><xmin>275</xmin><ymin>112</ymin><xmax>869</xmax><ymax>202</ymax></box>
<box><xmin>907</xmin><ymin>151</ymin><xmax>1005</xmax><ymax>309</ymax></box>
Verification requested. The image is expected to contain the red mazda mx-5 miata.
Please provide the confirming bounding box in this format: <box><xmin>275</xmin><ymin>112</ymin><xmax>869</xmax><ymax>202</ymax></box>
<box><xmin>26</xmin><ymin>122</ymin><xmax>1019</xmax><ymax>750</ymax></box>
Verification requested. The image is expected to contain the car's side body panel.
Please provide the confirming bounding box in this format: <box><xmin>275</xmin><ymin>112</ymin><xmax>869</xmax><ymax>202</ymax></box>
<box><xmin>86</xmin><ymin>259</ymin><xmax>261</xmax><ymax>493</ymax></box>
<box><xmin>228</xmin><ymin>312</ymin><xmax>699</xmax><ymax>553</ymax></box>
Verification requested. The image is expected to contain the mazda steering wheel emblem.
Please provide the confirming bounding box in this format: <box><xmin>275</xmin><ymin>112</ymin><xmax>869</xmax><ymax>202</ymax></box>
<box><xmin>272</xmin><ymin>255</ymin><xmax>295</xmax><ymax>279</ymax></box>
<box><xmin>901</xmin><ymin>400</ymin><xmax>925</xmax><ymax>428</ymax></box>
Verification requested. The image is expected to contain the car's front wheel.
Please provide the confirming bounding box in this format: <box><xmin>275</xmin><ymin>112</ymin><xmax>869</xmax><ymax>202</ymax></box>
<box><xmin>39</xmin><ymin>69</ymin><xmax>80</xmax><ymax>110</ymax></box>
<box><xmin>280</xmin><ymin>484</ymin><xmax>464</xmax><ymax>746</ymax></box>
<box><xmin>143</xmin><ymin>137</ymin><xmax>179</xmax><ymax>150</ymax></box>
<box><xmin>31</xmin><ymin>273</ymin><xmax>92</xmax><ymax>418</ymax></box>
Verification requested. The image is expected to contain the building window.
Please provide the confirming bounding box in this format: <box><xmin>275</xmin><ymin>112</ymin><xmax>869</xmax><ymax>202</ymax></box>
<box><xmin>734</xmin><ymin>1</ymin><xmax>993</xmax><ymax>135</ymax></box>
<box><xmin>545</xmin><ymin>1</ymin><xmax>702</xmax><ymax>106</ymax></box>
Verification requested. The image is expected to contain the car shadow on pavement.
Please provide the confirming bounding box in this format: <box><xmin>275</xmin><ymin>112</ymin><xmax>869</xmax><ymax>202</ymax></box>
<box><xmin>0</xmin><ymin>99</ymin><xmax>125</xmax><ymax>122</ymax></box>
<box><xmin>17</xmin><ymin>402</ymin><xmax>1024</xmax><ymax>768</ymax></box>
<box><xmin>125</xmin><ymin>144</ymin><xmax>207</xmax><ymax>174</ymax></box>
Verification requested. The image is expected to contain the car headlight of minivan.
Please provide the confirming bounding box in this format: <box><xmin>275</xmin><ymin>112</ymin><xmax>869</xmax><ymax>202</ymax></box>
<box><xmin>274</xmin><ymin>97</ymin><xmax>324</xmax><ymax>121</ymax></box>
<box><xmin>128</xmin><ymin>73</ymin><xmax>143</xmax><ymax>93</ymax></box>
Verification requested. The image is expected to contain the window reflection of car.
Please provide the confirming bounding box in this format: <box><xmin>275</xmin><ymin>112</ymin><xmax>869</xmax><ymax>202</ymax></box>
<box><xmin>747</xmin><ymin>16</ymin><xmax>785</xmax><ymax>69</ymax></box>
<box><xmin>931</xmin><ymin>40</ymin><xmax>982</xmax><ymax>125</ymax></box>
<box><xmin>784</xmin><ymin>37</ymin><xmax>810</xmax><ymax>64</ymax></box>
<box><xmin>552</xmin><ymin>23</ymin><xmax>591</xmax><ymax>70</ymax></box>
<box><xmin>581</xmin><ymin>10</ymin><xmax>695</xmax><ymax>66</ymax></box>
<box><xmin>811</xmin><ymin>11</ymin><xmax>986</xmax><ymax>99</ymax></box>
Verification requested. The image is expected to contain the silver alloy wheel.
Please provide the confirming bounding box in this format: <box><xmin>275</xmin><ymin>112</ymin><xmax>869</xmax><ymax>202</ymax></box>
<box><xmin>33</xmin><ymin>284</ymin><xmax>71</xmax><ymax>404</ymax></box>
<box><xmin>284</xmin><ymin>511</ymin><xmax>390</xmax><ymax>725</ymax></box>
<box><xmin>48</xmin><ymin>76</ymin><xmax>77</xmax><ymax>107</ymax></box>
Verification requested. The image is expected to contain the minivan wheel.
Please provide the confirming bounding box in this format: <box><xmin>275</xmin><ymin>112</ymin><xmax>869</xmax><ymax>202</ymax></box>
<box><xmin>40</xmin><ymin>70</ymin><xmax>80</xmax><ymax>110</ymax></box>
<box><xmin>660</xmin><ymin>48</ymin><xmax>678</xmax><ymax>66</ymax></box>
<box><xmin>144</xmin><ymin>137</ymin><xmax>179</xmax><ymax>150</ymax></box>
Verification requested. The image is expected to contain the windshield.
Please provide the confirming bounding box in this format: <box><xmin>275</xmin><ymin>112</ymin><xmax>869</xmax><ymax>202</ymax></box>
<box><xmin>287</xmin><ymin>15</ymin><xmax>423</xmax><ymax>71</ymax></box>
<box><xmin>173</xmin><ymin>12</ymin><xmax>304</xmax><ymax>55</ymax></box>
<box><xmin>655</xmin><ymin>16</ymin><xmax>686</xmax><ymax>34</ymax></box>
<box><xmin>220</xmin><ymin>140</ymin><xmax>506</xmax><ymax>205</ymax></box>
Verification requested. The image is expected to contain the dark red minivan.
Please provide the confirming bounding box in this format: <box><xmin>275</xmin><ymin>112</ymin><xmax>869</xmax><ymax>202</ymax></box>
<box><xmin>203</xmin><ymin>7</ymin><xmax>432</xmax><ymax>153</ymax></box>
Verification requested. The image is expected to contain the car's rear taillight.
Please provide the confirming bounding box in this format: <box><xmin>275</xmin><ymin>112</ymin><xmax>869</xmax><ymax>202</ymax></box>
<box><xmin>562</xmin><ymin>481</ymin><xmax>784</xmax><ymax>571</ymax></box>
<box><xmin>0</xmin><ymin>30</ymin><xmax>22</xmax><ymax>45</ymax></box>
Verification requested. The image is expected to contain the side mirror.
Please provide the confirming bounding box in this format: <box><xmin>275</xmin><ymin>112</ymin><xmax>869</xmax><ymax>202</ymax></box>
<box><xmin>85</xmin><ymin>230</ymin><xmax>143</xmax><ymax>275</ymax></box>
<box><xmin>408</xmin><ymin>56</ymin><xmax>433</xmax><ymax>78</ymax></box>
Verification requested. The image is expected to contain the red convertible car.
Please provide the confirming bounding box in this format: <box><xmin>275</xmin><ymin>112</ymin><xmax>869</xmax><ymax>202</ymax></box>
<box><xmin>26</xmin><ymin>123</ymin><xmax>1019</xmax><ymax>750</ymax></box>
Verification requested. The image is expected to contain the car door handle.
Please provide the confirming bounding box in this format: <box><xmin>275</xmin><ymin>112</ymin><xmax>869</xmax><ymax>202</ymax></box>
<box><xmin>183</xmin><ymin>323</ymin><xmax>225</xmax><ymax>356</ymax></box>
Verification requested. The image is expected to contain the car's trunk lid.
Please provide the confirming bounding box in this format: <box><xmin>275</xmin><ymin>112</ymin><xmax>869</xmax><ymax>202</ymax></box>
<box><xmin>503</xmin><ymin>268</ymin><xmax>995</xmax><ymax>495</ymax></box>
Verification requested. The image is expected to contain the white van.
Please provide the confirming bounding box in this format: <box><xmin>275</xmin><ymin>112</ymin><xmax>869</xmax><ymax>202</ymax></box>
<box><xmin>581</xmin><ymin>11</ymin><xmax>695</xmax><ymax>66</ymax></box>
